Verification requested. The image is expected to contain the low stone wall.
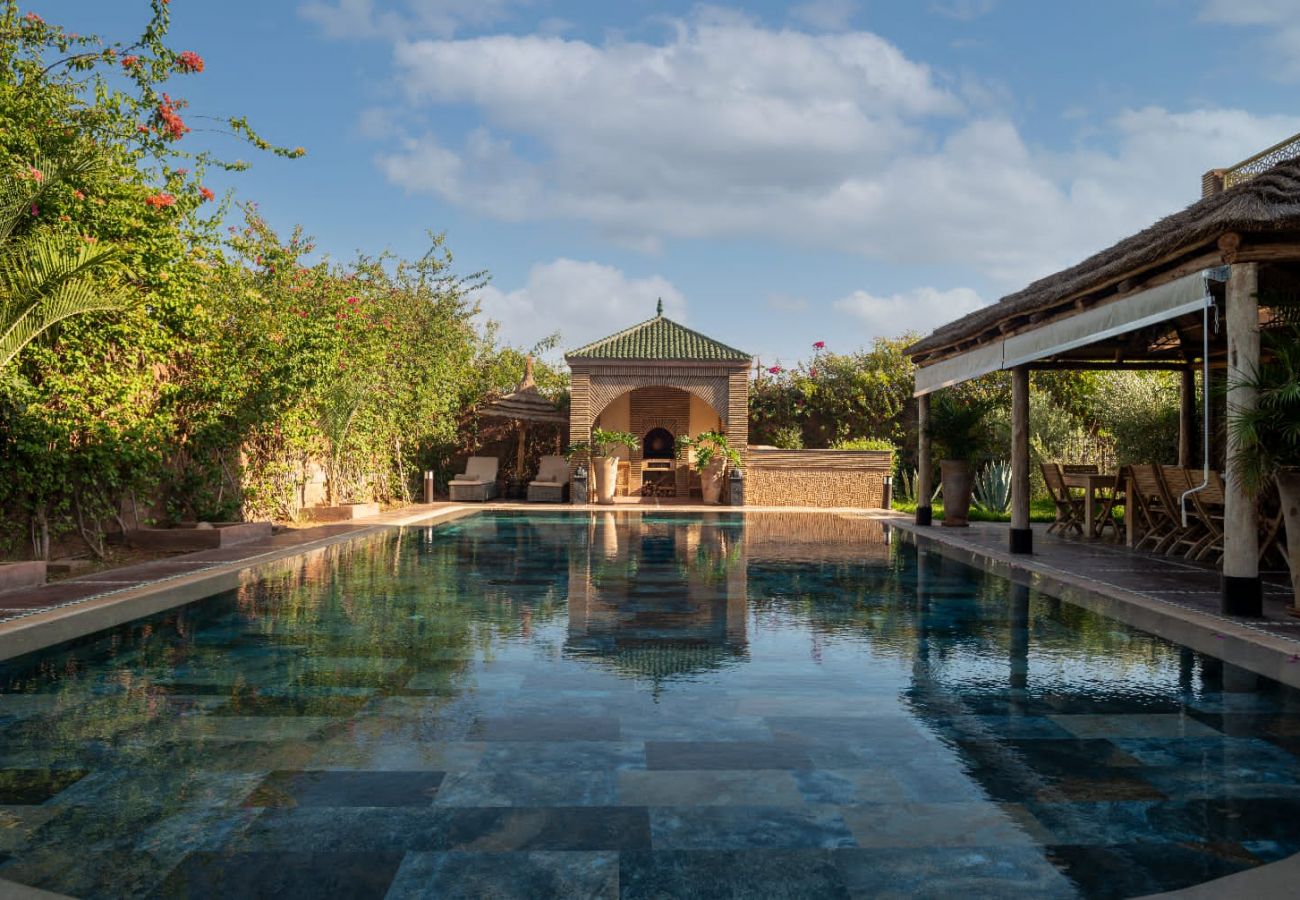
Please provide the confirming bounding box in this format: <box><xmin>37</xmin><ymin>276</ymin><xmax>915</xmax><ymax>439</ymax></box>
<box><xmin>743</xmin><ymin>448</ymin><xmax>892</xmax><ymax>508</ymax></box>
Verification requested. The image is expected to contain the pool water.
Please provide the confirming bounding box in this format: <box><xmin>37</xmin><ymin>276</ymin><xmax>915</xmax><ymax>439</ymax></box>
<box><xmin>2</xmin><ymin>511</ymin><xmax>1300</xmax><ymax>898</ymax></box>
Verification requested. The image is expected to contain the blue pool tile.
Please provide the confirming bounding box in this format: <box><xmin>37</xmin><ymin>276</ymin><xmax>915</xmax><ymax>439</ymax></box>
<box><xmin>834</xmin><ymin>846</ymin><xmax>1078</xmax><ymax>898</ymax></box>
<box><xmin>231</xmin><ymin>807</ymin><xmax>452</xmax><ymax>853</ymax></box>
<box><xmin>1046</xmin><ymin>842</ymin><xmax>1257</xmax><ymax>899</ymax></box>
<box><xmin>441</xmin><ymin>806</ymin><xmax>652</xmax><ymax>851</ymax></box>
<box><xmin>619</xmin><ymin>849</ymin><xmax>849</xmax><ymax>899</ymax></box>
<box><xmin>621</xmin><ymin>770</ymin><xmax>806</xmax><ymax>807</ymax></box>
<box><xmin>243</xmin><ymin>769</ymin><xmax>445</xmax><ymax>807</ymax></box>
<box><xmin>472</xmin><ymin>715</ymin><xmax>621</xmax><ymax>741</ymax></box>
<box><xmin>155</xmin><ymin>851</ymin><xmax>403</xmax><ymax>899</ymax></box>
<box><xmin>645</xmin><ymin>741</ymin><xmax>812</xmax><ymax>771</ymax></box>
<box><xmin>385</xmin><ymin>850</ymin><xmax>618</xmax><ymax>899</ymax></box>
<box><xmin>649</xmin><ymin>804</ymin><xmax>857</xmax><ymax>850</ymax></box>
<box><xmin>435</xmin><ymin>769</ymin><xmax>618</xmax><ymax>807</ymax></box>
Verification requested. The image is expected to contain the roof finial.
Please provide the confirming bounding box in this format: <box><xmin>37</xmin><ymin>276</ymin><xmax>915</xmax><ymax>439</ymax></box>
<box><xmin>518</xmin><ymin>355</ymin><xmax>536</xmax><ymax>390</ymax></box>
<box><xmin>656</xmin><ymin>297</ymin><xmax>664</xmax><ymax>317</ymax></box>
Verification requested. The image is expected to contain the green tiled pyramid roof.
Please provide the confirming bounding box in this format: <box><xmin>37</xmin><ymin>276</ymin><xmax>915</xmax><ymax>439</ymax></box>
<box><xmin>567</xmin><ymin>308</ymin><xmax>751</xmax><ymax>361</ymax></box>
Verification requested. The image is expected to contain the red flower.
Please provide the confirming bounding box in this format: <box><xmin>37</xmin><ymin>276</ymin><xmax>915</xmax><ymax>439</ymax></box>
<box><xmin>137</xmin><ymin>124</ymin><xmax>152</xmax><ymax>135</ymax></box>
<box><xmin>199</xmin><ymin>186</ymin><xmax>215</xmax><ymax>202</ymax></box>
<box><xmin>176</xmin><ymin>51</ymin><xmax>205</xmax><ymax>73</ymax></box>
<box><xmin>73</xmin><ymin>190</ymin><xmax>85</xmax><ymax>200</ymax></box>
<box><xmin>144</xmin><ymin>192</ymin><xmax>176</xmax><ymax>209</ymax></box>
<box><xmin>813</xmin><ymin>340</ymin><xmax>825</xmax><ymax>350</ymax></box>
<box><xmin>809</xmin><ymin>368</ymin><xmax>818</xmax><ymax>378</ymax></box>
<box><xmin>768</xmin><ymin>365</ymin><xmax>782</xmax><ymax>375</ymax></box>
<box><xmin>346</xmin><ymin>296</ymin><xmax>360</xmax><ymax>306</ymax></box>
<box><xmin>121</xmin><ymin>54</ymin><xmax>141</xmax><ymax>68</ymax></box>
<box><xmin>23</xmin><ymin>12</ymin><xmax>42</xmax><ymax>23</ymax></box>
<box><xmin>155</xmin><ymin>94</ymin><xmax>190</xmax><ymax>140</ymax></box>
<box><xmin>26</xmin><ymin>166</ymin><xmax>43</xmax><ymax>183</ymax></box>
<box><xmin>29</xmin><ymin>203</ymin><xmax>38</xmax><ymax>217</ymax></box>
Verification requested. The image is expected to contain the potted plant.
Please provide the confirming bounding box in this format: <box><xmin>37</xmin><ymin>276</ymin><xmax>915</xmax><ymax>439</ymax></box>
<box><xmin>566</xmin><ymin>428</ymin><xmax>637</xmax><ymax>505</ymax></box>
<box><xmin>928</xmin><ymin>392</ymin><xmax>994</xmax><ymax>527</ymax></box>
<box><xmin>679</xmin><ymin>431</ymin><xmax>742</xmax><ymax>504</ymax></box>
<box><xmin>1229</xmin><ymin>323</ymin><xmax>1300</xmax><ymax>614</ymax></box>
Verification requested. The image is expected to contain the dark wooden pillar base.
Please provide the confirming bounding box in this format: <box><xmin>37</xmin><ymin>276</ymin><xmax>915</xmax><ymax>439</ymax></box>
<box><xmin>915</xmin><ymin>505</ymin><xmax>932</xmax><ymax>527</ymax></box>
<box><xmin>1221</xmin><ymin>575</ymin><xmax>1262</xmax><ymax>617</ymax></box>
<box><xmin>1009</xmin><ymin>528</ymin><xmax>1033</xmax><ymax>555</ymax></box>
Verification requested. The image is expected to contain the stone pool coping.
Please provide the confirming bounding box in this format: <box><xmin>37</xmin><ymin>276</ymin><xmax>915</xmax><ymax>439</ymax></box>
<box><xmin>877</xmin><ymin>513</ymin><xmax>1300</xmax><ymax>693</ymax></box>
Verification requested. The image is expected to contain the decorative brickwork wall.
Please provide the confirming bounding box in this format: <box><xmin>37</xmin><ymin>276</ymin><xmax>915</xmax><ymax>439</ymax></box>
<box><xmin>744</xmin><ymin>449</ymin><xmax>892</xmax><ymax>509</ymax></box>
<box><xmin>630</xmin><ymin>387</ymin><xmax>691</xmax><ymax>495</ymax></box>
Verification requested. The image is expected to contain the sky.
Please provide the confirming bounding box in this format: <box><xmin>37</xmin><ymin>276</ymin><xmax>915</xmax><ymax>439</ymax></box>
<box><xmin>37</xmin><ymin>0</ymin><xmax>1300</xmax><ymax>366</ymax></box>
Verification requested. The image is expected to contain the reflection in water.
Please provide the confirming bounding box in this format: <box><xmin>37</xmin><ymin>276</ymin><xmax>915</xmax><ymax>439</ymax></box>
<box><xmin>0</xmin><ymin>513</ymin><xmax>1299</xmax><ymax>898</ymax></box>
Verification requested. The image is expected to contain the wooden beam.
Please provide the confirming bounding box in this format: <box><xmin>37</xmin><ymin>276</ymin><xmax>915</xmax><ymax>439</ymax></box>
<box><xmin>1027</xmin><ymin>361</ymin><xmax>1189</xmax><ymax>371</ymax></box>
<box><xmin>916</xmin><ymin>394</ymin><xmax>933</xmax><ymax>527</ymax></box>
<box><xmin>1223</xmin><ymin>262</ymin><xmax>1261</xmax><ymax>616</ymax></box>
<box><xmin>1009</xmin><ymin>366</ymin><xmax>1032</xmax><ymax>554</ymax></box>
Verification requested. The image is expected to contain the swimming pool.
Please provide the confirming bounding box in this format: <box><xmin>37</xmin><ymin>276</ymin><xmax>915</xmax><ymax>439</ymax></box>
<box><xmin>1</xmin><ymin>510</ymin><xmax>1299</xmax><ymax>898</ymax></box>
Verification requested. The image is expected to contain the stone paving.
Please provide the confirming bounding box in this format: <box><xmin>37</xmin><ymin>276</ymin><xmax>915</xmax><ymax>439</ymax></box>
<box><xmin>885</xmin><ymin>518</ymin><xmax>1298</xmax><ymax>642</ymax></box>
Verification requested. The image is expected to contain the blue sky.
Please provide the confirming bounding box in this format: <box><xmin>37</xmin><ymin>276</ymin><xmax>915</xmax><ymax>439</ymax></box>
<box><xmin>39</xmin><ymin>0</ymin><xmax>1300</xmax><ymax>365</ymax></box>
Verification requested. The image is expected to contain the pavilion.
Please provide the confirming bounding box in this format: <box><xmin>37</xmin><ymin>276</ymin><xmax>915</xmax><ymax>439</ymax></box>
<box><xmin>906</xmin><ymin>135</ymin><xmax>1300</xmax><ymax>617</ymax></box>
<box><xmin>565</xmin><ymin>301</ymin><xmax>752</xmax><ymax>499</ymax></box>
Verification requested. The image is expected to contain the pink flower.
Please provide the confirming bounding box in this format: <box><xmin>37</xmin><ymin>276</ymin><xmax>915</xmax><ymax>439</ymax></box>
<box><xmin>26</xmin><ymin>166</ymin><xmax>43</xmax><ymax>182</ymax></box>
<box><xmin>768</xmin><ymin>365</ymin><xmax>782</xmax><ymax>375</ymax></box>
<box><xmin>346</xmin><ymin>296</ymin><xmax>360</xmax><ymax>306</ymax></box>
<box><xmin>29</xmin><ymin>204</ymin><xmax>38</xmax><ymax>217</ymax></box>
<box><xmin>176</xmin><ymin>51</ymin><xmax>205</xmax><ymax>73</ymax></box>
<box><xmin>809</xmin><ymin>368</ymin><xmax>818</xmax><ymax>377</ymax></box>
<box><xmin>23</xmin><ymin>12</ymin><xmax>42</xmax><ymax>23</ymax></box>
<box><xmin>813</xmin><ymin>340</ymin><xmax>825</xmax><ymax>350</ymax></box>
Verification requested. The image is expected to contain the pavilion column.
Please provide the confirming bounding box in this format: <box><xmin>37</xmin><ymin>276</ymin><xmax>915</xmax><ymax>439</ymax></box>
<box><xmin>1178</xmin><ymin>366</ymin><xmax>1196</xmax><ymax>468</ymax></box>
<box><xmin>916</xmin><ymin>394</ymin><xmax>933</xmax><ymax>526</ymax></box>
<box><xmin>1010</xmin><ymin>365</ymin><xmax>1032</xmax><ymax>554</ymax></box>
<box><xmin>1223</xmin><ymin>262</ymin><xmax>1262</xmax><ymax>616</ymax></box>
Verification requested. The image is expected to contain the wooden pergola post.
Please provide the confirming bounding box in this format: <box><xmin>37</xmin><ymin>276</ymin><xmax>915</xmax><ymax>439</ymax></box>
<box><xmin>1178</xmin><ymin>366</ymin><xmax>1196</xmax><ymax>468</ymax></box>
<box><xmin>1010</xmin><ymin>366</ymin><xmax>1032</xmax><ymax>554</ymax></box>
<box><xmin>916</xmin><ymin>394</ymin><xmax>932</xmax><ymax>526</ymax></box>
<box><xmin>1223</xmin><ymin>262</ymin><xmax>1262</xmax><ymax>616</ymax></box>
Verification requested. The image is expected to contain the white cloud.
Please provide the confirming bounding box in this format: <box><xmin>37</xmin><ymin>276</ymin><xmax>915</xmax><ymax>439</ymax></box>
<box><xmin>790</xmin><ymin>0</ymin><xmax>858</xmax><ymax>31</ymax></box>
<box><xmin>473</xmin><ymin>259</ymin><xmax>686</xmax><ymax>353</ymax></box>
<box><xmin>1201</xmin><ymin>0</ymin><xmax>1300</xmax><ymax>80</ymax></box>
<box><xmin>834</xmin><ymin>286</ymin><xmax>987</xmax><ymax>340</ymax></box>
<box><xmin>301</xmin><ymin>0</ymin><xmax>523</xmax><ymax>39</ymax></box>
<box><xmin>371</xmin><ymin>11</ymin><xmax>1300</xmax><ymax>291</ymax></box>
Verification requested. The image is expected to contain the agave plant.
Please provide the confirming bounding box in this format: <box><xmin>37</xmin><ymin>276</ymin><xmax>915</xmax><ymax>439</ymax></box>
<box><xmin>1</xmin><ymin>151</ymin><xmax>133</xmax><ymax>370</ymax></box>
<box><xmin>973</xmin><ymin>460</ymin><xmax>1013</xmax><ymax>514</ymax></box>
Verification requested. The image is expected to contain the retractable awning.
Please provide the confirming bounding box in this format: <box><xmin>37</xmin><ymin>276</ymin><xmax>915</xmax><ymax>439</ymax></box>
<box><xmin>912</xmin><ymin>269</ymin><xmax>1222</xmax><ymax>396</ymax></box>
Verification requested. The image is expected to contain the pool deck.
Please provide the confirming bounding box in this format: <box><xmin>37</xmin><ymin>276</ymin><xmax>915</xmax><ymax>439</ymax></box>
<box><xmin>881</xmin><ymin>514</ymin><xmax>1300</xmax><ymax>691</ymax></box>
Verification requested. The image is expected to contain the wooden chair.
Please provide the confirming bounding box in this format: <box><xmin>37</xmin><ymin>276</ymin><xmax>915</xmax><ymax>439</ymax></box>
<box><xmin>1184</xmin><ymin>471</ymin><xmax>1226</xmax><ymax>562</ymax></box>
<box><xmin>1093</xmin><ymin>465</ymin><xmax>1128</xmax><ymax>540</ymax></box>
<box><xmin>1042</xmin><ymin>462</ymin><xmax>1084</xmax><ymax>536</ymax></box>
<box><xmin>1157</xmin><ymin>466</ymin><xmax>1199</xmax><ymax>556</ymax></box>
<box><xmin>1062</xmin><ymin>464</ymin><xmax>1100</xmax><ymax>475</ymax></box>
<box><xmin>1130</xmin><ymin>464</ymin><xmax>1177</xmax><ymax>552</ymax></box>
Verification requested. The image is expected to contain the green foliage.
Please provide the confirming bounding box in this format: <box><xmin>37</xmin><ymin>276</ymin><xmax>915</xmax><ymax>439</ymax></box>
<box><xmin>1230</xmin><ymin>324</ymin><xmax>1300</xmax><ymax>496</ymax></box>
<box><xmin>1090</xmin><ymin>371</ymin><xmax>1180</xmax><ymax>466</ymax></box>
<box><xmin>928</xmin><ymin>391</ymin><xmax>996</xmax><ymax>462</ymax></box>
<box><xmin>0</xmin><ymin>2</ymin><xmax>550</xmax><ymax>559</ymax></box>
<box><xmin>831</xmin><ymin>437</ymin><xmax>896</xmax><ymax>452</ymax></box>
<box><xmin>566</xmin><ymin>428</ymin><xmax>637</xmax><ymax>460</ymax></box>
<box><xmin>678</xmin><ymin>430</ymin><xmax>742</xmax><ymax>473</ymax></box>
<box><xmin>749</xmin><ymin>337</ymin><xmax>914</xmax><ymax>450</ymax></box>
<box><xmin>972</xmin><ymin>460</ymin><xmax>1013</xmax><ymax>514</ymax></box>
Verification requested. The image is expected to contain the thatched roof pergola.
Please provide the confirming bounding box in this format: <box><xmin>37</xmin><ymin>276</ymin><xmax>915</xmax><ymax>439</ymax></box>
<box><xmin>904</xmin><ymin>137</ymin><xmax>1300</xmax><ymax>618</ymax></box>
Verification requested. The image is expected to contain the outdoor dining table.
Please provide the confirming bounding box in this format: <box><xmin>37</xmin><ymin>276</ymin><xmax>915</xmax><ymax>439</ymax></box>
<box><xmin>1061</xmin><ymin>471</ymin><xmax>1120</xmax><ymax>539</ymax></box>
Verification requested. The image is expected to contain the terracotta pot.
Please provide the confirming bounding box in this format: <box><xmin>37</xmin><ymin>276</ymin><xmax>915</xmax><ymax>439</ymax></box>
<box><xmin>940</xmin><ymin>459</ymin><xmax>973</xmax><ymax>527</ymax></box>
<box><xmin>593</xmin><ymin>456</ymin><xmax>619</xmax><ymax>505</ymax></box>
<box><xmin>1278</xmin><ymin>470</ymin><xmax>1300</xmax><ymax>614</ymax></box>
<box><xmin>700</xmin><ymin>459</ymin><xmax>727</xmax><ymax>505</ymax></box>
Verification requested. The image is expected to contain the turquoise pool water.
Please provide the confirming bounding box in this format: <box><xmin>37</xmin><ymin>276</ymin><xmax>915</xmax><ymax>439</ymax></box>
<box><xmin>2</xmin><ymin>511</ymin><xmax>1300</xmax><ymax>898</ymax></box>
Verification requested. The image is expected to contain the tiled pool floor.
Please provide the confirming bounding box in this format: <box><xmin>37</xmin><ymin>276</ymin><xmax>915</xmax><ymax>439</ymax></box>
<box><xmin>1</xmin><ymin>511</ymin><xmax>1300</xmax><ymax>898</ymax></box>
